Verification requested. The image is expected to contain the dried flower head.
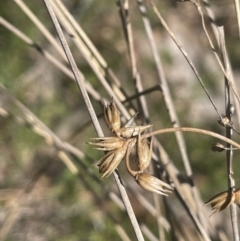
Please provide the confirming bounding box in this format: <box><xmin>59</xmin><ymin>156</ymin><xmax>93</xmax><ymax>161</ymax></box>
<box><xmin>104</xmin><ymin>101</ymin><xmax>121</xmax><ymax>133</ymax></box>
<box><xmin>88</xmin><ymin>137</ymin><xmax>125</xmax><ymax>151</ymax></box>
<box><xmin>96</xmin><ymin>151</ymin><xmax>115</xmax><ymax>176</ymax></box>
<box><xmin>117</xmin><ymin>125</ymin><xmax>152</xmax><ymax>139</ymax></box>
<box><xmin>135</xmin><ymin>173</ymin><xmax>173</xmax><ymax>196</ymax></box>
<box><xmin>96</xmin><ymin>142</ymin><xmax>129</xmax><ymax>178</ymax></box>
<box><xmin>211</xmin><ymin>143</ymin><xmax>225</xmax><ymax>152</ymax></box>
<box><xmin>89</xmin><ymin>100</ymin><xmax>157</xmax><ymax>184</ymax></box>
<box><xmin>205</xmin><ymin>189</ymin><xmax>235</xmax><ymax>216</ymax></box>
<box><xmin>136</xmin><ymin>133</ymin><xmax>153</xmax><ymax>172</ymax></box>
<box><xmin>217</xmin><ymin>115</ymin><xmax>233</xmax><ymax>128</ymax></box>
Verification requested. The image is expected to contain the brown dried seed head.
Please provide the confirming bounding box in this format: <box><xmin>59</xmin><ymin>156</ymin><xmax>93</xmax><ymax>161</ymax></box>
<box><xmin>88</xmin><ymin>137</ymin><xmax>125</xmax><ymax>151</ymax></box>
<box><xmin>97</xmin><ymin>151</ymin><xmax>115</xmax><ymax>173</ymax></box>
<box><xmin>211</xmin><ymin>143</ymin><xmax>225</xmax><ymax>152</ymax></box>
<box><xmin>125</xmin><ymin>139</ymin><xmax>139</xmax><ymax>177</ymax></box>
<box><xmin>136</xmin><ymin>133</ymin><xmax>153</xmax><ymax>172</ymax></box>
<box><xmin>217</xmin><ymin>115</ymin><xmax>233</xmax><ymax>128</ymax></box>
<box><xmin>104</xmin><ymin>101</ymin><xmax>121</xmax><ymax>133</ymax></box>
<box><xmin>96</xmin><ymin>142</ymin><xmax>129</xmax><ymax>178</ymax></box>
<box><xmin>205</xmin><ymin>189</ymin><xmax>235</xmax><ymax>215</ymax></box>
<box><xmin>135</xmin><ymin>173</ymin><xmax>173</xmax><ymax>196</ymax></box>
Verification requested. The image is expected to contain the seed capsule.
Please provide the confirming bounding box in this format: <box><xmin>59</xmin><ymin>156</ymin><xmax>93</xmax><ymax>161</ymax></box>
<box><xmin>205</xmin><ymin>189</ymin><xmax>235</xmax><ymax>216</ymax></box>
<box><xmin>96</xmin><ymin>142</ymin><xmax>129</xmax><ymax>178</ymax></box>
<box><xmin>104</xmin><ymin>101</ymin><xmax>121</xmax><ymax>133</ymax></box>
<box><xmin>217</xmin><ymin>115</ymin><xmax>233</xmax><ymax>128</ymax></box>
<box><xmin>135</xmin><ymin>172</ymin><xmax>173</xmax><ymax>196</ymax></box>
<box><xmin>211</xmin><ymin>143</ymin><xmax>225</xmax><ymax>152</ymax></box>
<box><xmin>136</xmin><ymin>133</ymin><xmax>153</xmax><ymax>172</ymax></box>
<box><xmin>88</xmin><ymin>137</ymin><xmax>125</xmax><ymax>151</ymax></box>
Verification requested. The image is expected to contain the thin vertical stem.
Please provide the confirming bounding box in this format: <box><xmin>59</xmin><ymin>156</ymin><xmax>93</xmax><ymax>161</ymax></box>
<box><xmin>233</xmin><ymin>0</ymin><xmax>240</xmax><ymax>39</ymax></box>
<box><xmin>202</xmin><ymin>0</ymin><xmax>240</xmax><ymax>129</ymax></box>
<box><xmin>42</xmin><ymin>1</ymin><xmax>145</xmax><ymax>240</ymax></box>
<box><xmin>147</xmin><ymin>0</ymin><xmax>209</xmax><ymax>230</ymax></box>
<box><xmin>219</xmin><ymin>27</ymin><xmax>239</xmax><ymax>241</ymax></box>
<box><xmin>150</xmin><ymin>0</ymin><xmax>221</xmax><ymax>118</ymax></box>
<box><xmin>42</xmin><ymin>0</ymin><xmax>102</xmax><ymax>137</ymax></box>
<box><xmin>190</xmin><ymin>0</ymin><xmax>240</xmax><ymax>104</ymax></box>
<box><xmin>116</xmin><ymin>0</ymin><xmax>150</xmax><ymax>122</ymax></box>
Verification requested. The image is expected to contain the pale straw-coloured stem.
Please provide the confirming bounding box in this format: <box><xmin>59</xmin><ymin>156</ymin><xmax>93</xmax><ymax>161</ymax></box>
<box><xmin>142</xmin><ymin>127</ymin><xmax>240</xmax><ymax>150</ymax></box>
<box><xmin>125</xmin><ymin>139</ymin><xmax>138</xmax><ymax>177</ymax></box>
<box><xmin>42</xmin><ymin>1</ymin><xmax>145</xmax><ymax>240</ymax></box>
<box><xmin>219</xmin><ymin>26</ymin><xmax>239</xmax><ymax>241</ymax></box>
<box><xmin>190</xmin><ymin>0</ymin><xmax>240</xmax><ymax>104</ymax></box>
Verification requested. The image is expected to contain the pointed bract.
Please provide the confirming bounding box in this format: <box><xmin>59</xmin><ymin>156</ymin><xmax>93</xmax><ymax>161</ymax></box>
<box><xmin>88</xmin><ymin>137</ymin><xmax>125</xmax><ymax>151</ymax></box>
<box><xmin>205</xmin><ymin>189</ymin><xmax>235</xmax><ymax>216</ymax></box>
<box><xmin>96</xmin><ymin>142</ymin><xmax>129</xmax><ymax>178</ymax></box>
<box><xmin>97</xmin><ymin>151</ymin><xmax>115</xmax><ymax>173</ymax></box>
<box><xmin>104</xmin><ymin>101</ymin><xmax>121</xmax><ymax>133</ymax></box>
<box><xmin>136</xmin><ymin>133</ymin><xmax>153</xmax><ymax>172</ymax></box>
<box><xmin>135</xmin><ymin>173</ymin><xmax>173</xmax><ymax>196</ymax></box>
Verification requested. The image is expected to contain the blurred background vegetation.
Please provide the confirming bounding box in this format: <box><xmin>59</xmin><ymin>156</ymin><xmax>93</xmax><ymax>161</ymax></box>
<box><xmin>0</xmin><ymin>0</ymin><xmax>240</xmax><ymax>240</ymax></box>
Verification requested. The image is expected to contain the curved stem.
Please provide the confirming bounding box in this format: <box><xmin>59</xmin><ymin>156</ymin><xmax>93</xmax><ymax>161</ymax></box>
<box><xmin>142</xmin><ymin>127</ymin><xmax>240</xmax><ymax>150</ymax></box>
<box><xmin>125</xmin><ymin>139</ymin><xmax>138</xmax><ymax>177</ymax></box>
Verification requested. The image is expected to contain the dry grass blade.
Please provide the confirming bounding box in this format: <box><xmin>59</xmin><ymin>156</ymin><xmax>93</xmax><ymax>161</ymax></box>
<box><xmin>0</xmin><ymin>84</ymin><xmax>85</xmax><ymax>161</ymax></box>
<box><xmin>219</xmin><ymin>26</ymin><xmax>240</xmax><ymax>241</ymax></box>
<box><xmin>42</xmin><ymin>0</ymin><xmax>102</xmax><ymax>135</ymax></box>
<box><xmin>116</xmin><ymin>0</ymin><xmax>150</xmax><ymax>121</ymax></box>
<box><xmin>189</xmin><ymin>0</ymin><xmax>240</xmax><ymax>105</ymax></box>
<box><xmin>130</xmin><ymin>21</ymin><xmax>204</xmax><ymax>233</ymax></box>
<box><xmin>153</xmin><ymin>143</ymin><xmax>211</xmax><ymax>241</ymax></box>
<box><xmin>0</xmin><ymin>194</ymin><xmax>23</xmax><ymax>239</ymax></box>
<box><xmin>233</xmin><ymin>0</ymin><xmax>240</xmax><ymax>38</ymax></box>
<box><xmin>205</xmin><ymin>189</ymin><xmax>235</xmax><ymax>216</ymax></box>
<box><xmin>42</xmin><ymin>1</ymin><xmax>144</xmax><ymax>240</ymax></box>
<box><xmin>14</xmin><ymin>0</ymin><xmax>128</xmax><ymax>120</ymax></box>
<box><xmin>128</xmin><ymin>183</ymin><xmax>170</xmax><ymax>231</ymax></box>
<box><xmin>14</xmin><ymin>0</ymin><xmax>66</xmax><ymax>60</ymax></box>
<box><xmin>0</xmin><ymin>83</ymin><xmax>148</xmax><ymax>241</ymax></box>
<box><xmin>0</xmin><ymin>17</ymin><xmax>102</xmax><ymax>101</ymax></box>
<box><xmin>53</xmin><ymin>0</ymin><xmax>106</xmax><ymax>67</ymax></box>
<box><xmin>115</xmin><ymin>225</ymin><xmax>132</xmax><ymax>241</ymax></box>
<box><xmin>137</xmin><ymin>0</ymin><xmax>205</xmax><ymax>230</ymax></box>
<box><xmin>140</xmin><ymin>224</ymin><xmax>158</xmax><ymax>241</ymax></box>
<box><xmin>52</xmin><ymin>0</ymin><xmax>129</xmax><ymax>102</ymax></box>
<box><xmin>202</xmin><ymin>0</ymin><xmax>240</xmax><ymax>129</ymax></box>
<box><xmin>0</xmin><ymin>161</ymin><xmax>52</xmax><ymax>239</ymax></box>
<box><xmin>50</xmin><ymin>0</ymin><xmax>131</xmax><ymax>120</ymax></box>
<box><xmin>150</xmin><ymin>0</ymin><xmax>221</xmax><ymax>118</ymax></box>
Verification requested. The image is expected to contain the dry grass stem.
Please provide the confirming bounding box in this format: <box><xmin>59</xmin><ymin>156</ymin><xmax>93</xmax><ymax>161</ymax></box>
<box><xmin>219</xmin><ymin>25</ymin><xmax>239</xmax><ymax>241</ymax></box>
<box><xmin>1</xmin><ymin>0</ymin><xmax>240</xmax><ymax>240</ymax></box>
<box><xmin>43</xmin><ymin>1</ymin><xmax>145</xmax><ymax>240</ymax></box>
<box><xmin>150</xmin><ymin>0</ymin><xmax>221</xmax><ymax>118</ymax></box>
